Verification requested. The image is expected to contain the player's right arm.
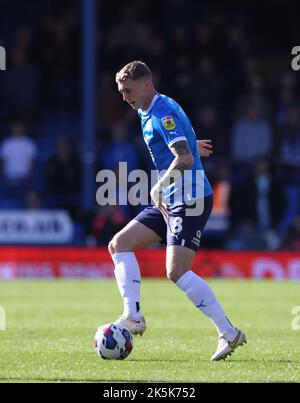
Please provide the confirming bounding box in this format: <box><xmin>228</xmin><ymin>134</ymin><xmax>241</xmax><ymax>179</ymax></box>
<box><xmin>150</xmin><ymin>113</ymin><xmax>195</xmax><ymax>219</ymax></box>
<box><xmin>150</xmin><ymin>139</ymin><xmax>194</xmax><ymax>221</ymax></box>
<box><xmin>152</xmin><ymin>139</ymin><xmax>194</xmax><ymax>194</ymax></box>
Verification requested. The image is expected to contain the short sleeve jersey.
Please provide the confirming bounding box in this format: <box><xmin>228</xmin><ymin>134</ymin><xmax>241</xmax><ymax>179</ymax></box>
<box><xmin>138</xmin><ymin>93</ymin><xmax>213</xmax><ymax>205</ymax></box>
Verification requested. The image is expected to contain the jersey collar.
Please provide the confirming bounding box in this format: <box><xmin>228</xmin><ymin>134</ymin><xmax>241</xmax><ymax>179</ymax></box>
<box><xmin>139</xmin><ymin>93</ymin><xmax>159</xmax><ymax>116</ymax></box>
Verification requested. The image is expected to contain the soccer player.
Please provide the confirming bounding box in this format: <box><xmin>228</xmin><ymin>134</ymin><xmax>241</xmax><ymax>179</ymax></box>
<box><xmin>109</xmin><ymin>61</ymin><xmax>246</xmax><ymax>361</ymax></box>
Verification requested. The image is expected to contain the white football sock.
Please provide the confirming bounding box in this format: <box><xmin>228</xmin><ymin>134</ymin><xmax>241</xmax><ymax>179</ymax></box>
<box><xmin>176</xmin><ymin>270</ymin><xmax>237</xmax><ymax>338</ymax></box>
<box><xmin>112</xmin><ymin>252</ymin><xmax>142</xmax><ymax>320</ymax></box>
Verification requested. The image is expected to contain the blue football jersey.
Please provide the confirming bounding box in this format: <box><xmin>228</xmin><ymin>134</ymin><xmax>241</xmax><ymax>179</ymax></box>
<box><xmin>138</xmin><ymin>93</ymin><xmax>213</xmax><ymax>205</ymax></box>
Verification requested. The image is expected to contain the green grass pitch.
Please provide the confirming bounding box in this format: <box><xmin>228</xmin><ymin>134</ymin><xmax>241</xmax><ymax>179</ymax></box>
<box><xmin>0</xmin><ymin>279</ymin><xmax>299</xmax><ymax>383</ymax></box>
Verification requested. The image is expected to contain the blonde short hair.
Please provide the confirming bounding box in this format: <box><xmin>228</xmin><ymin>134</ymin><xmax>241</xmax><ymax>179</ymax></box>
<box><xmin>115</xmin><ymin>61</ymin><xmax>152</xmax><ymax>83</ymax></box>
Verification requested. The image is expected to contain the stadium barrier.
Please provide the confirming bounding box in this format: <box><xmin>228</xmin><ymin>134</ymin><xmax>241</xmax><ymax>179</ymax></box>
<box><xmin>0</xmin><ymin>248</ymin><xmax>299</xmax><ymax>280</ymax></box>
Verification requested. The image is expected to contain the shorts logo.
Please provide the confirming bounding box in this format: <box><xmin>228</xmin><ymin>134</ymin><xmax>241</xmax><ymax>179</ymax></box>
<box><xmin>161</xmin><ymin>116</ymin><xmax>176</xmax><ymax>130</ymax></box>
<box><xmin>191</xmin><ymin>230</ymin><xmax>201</xmax><ymax>247</ymax></box>
<box><xmin>191</xmin><ymin>237</ymin><xmax>200</xmax><ymax>247</ymax></box>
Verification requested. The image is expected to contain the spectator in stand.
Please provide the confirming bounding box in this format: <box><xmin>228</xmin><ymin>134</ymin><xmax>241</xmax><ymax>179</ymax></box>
<box><xmin>210</xmin><ymin>160</ymin><xmax>232</xmax><ymax>216</ymax></box>
<box><xmin>147</xmin><ymin>37</ymin><xmax>168</xmax><ymax>74</ymax></box>
<box><xmin>171</xmin><ymin>55</ymin><xmax>194</xmax><ymax>109</ymax></box>
<box><xmin>236</xmin><ymin>74</ymin><xmax>272</xmax><ymax>119</ymax></box>
<box><xmin>36</xmin><ymin>14</ymin><xmax>80</xmax><ymax>110</ymax></box>
<box><xmin>201</xmin><ymin>159</ymin><xmax>232</xmax><ymax>249</ymax></box>
<box><xmin>242</xmin><ymin>55</ymin><xmax>260</xmax><ymax>77</ymax></box>
<box><xmin>92</xmin><ymin>205</ymin><xmax>128</xmax><ymax>246</ymax></box>
<box><xmin>279</xmin><ymin>71</ymin><xmax>298</xmax><ymax>94</ymax></box>
<box><xmin>1</xmin><ymin>46</ymin><xmax>39</xmax><ymax>118</ymax></box>
<box><xmin>231</xmin><ymin>102</ymin><xmax>272</xmax><ymax>169</ymax></box>
<box><xmin>277</xmin><ymin>104</ymin><xmax>300</xmax><ymax>168</ymax></box>
<box><xmin>159</xmin><ymin>0</ymin><xmax>199</xmax><ymax>29</ymax></box>
<box><xmin>107</xmin><ymin>6</ymin><xmax>152</xmax><ymax>66</ymax></box>
<box><xmin>96</xmin><ymin>72</ymin><xmax>128</xmax><ymax>133</ymax></box>
<box><xmin>193</xmin><ymin>22</ymin><xmax>218</xmax><ymax>57</ymax></box>
<box><xmin>275</xmin><ymin>71</ymin><xmax>299</xmax><ymax>126</ymax></box>
<box><xmin>0</xmin><ymin>121</ymin><xmax>37</xmax><ymax>188</ymax></box>
<box><xmin>282</xmin><ymin>216</ymin><xmax>300</xmax><ymax>250</ymax></box>
<box><xmin>194</xmin><ymin>106</ymin><xmax>230</xmax><ymax>159</ymax></box>
<box><xmin>44</xmin><ymin>137</ymin><xmax>80</xmax><ymax>214</ymax></box>
<box><xmin>25</xmin><ymin>189</ymin><xmax>42</xmax><ymax>210</ymax></box>
<box><xmin>224</xmin><ymin>24</ymin><xmax>253</xmax><ymax>64</ymax></box>
<box><xmin>192</xmin><ymin>55</ymin><xmax>223</xmax><ymax>109</ymax></box>
<box><xmin>101</xmin><ymin>121</ymin><xmax>140</xmax><ymax>173</ymax></box>
<box><xmin>221</xmin><ymin>25</ymin><xmax>253</xmax><ymax>108</ymax></box>
<box><xmin>167</xmin><ymin>25</ymin><xmax>192</xmax><ymax>60</ymax></box>
<box><xmin>276</xmin><ymin>104</ymin><xmax>300</xmax><ymax>240</ymax></box>
<box><xmin>229</xmin><ymin>156</ymin><xmax>285</xmax><ymax>237</ymax></box>
<box><xmin>13</xmin><ymin>27</ymin><xmax>33</xmax><ymax>55</ymax></box>
<box><xmin>275</xmin><ymin>87</ymin><xmax>298</xmax><ymax>126</ymax></box>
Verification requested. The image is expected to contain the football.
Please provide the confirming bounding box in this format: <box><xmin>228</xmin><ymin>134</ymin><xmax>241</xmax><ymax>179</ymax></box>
<box><xmin>93</xmin><ymin>323</ymin><xmax>133</xmax><ymax>360</ymax></box>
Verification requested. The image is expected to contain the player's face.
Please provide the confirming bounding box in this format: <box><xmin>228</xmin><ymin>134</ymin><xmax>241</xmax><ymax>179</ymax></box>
<box><xmin>118</xmin><ymin>78</ymin><xmax>148</xmax><ymax>110</ymax></box>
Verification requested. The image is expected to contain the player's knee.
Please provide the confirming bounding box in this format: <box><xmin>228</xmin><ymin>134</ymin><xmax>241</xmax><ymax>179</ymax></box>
<box><xmin>108</xmin><ymin>239</ymin><xmax>115</xmax><ymax>255</ymax></box>
<box><xmin>108</xmin><ymin>236</ymin><xmax>121</xmax><ymax>255</ymax></box>
<box><xmin>166</xmin><ymin>269</ymin><xmax>180</xmax><ymax>283</ymax></box>
<box><xmin>167</xmin><ymin>267</ymin><xmax>188</xmax><ymax>283</ymax></box>
<box><xmin>108</xmin><ymin>233</ymin><xmax>129</xmax><ymax>255</ymax></box>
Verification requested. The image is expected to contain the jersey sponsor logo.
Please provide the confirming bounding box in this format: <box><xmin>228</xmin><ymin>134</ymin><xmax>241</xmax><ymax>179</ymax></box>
<box><xmin>161</xmin><ymin>115</ymin><xmax>176</xmax><ymax>130</ymax></box>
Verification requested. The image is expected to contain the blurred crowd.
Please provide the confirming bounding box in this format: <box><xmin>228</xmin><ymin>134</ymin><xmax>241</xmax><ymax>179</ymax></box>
<box><xmin>0</xmin><ymin>0</ymin><xmax>299</xmax><ymax>250</ymax></box>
